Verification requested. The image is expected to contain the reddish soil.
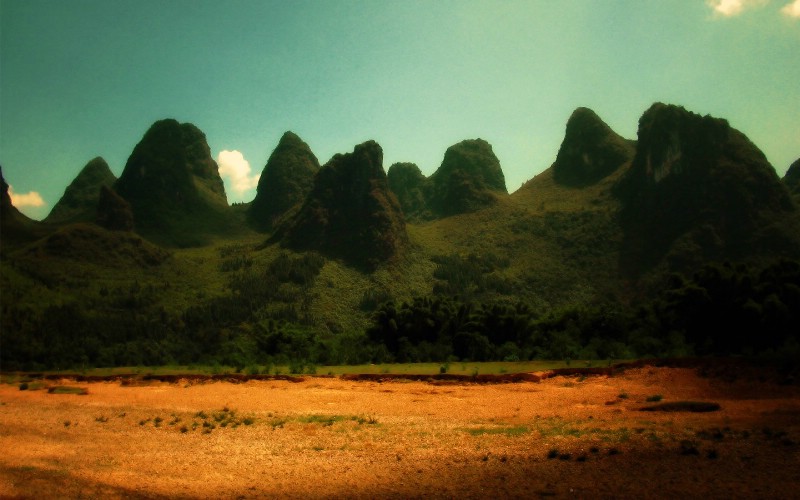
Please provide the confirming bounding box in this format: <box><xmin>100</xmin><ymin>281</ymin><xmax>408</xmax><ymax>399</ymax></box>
<box><xmin>1</xmin><ymin>365</ymin><xmax>798</xmax><ymax>498</ymax></box>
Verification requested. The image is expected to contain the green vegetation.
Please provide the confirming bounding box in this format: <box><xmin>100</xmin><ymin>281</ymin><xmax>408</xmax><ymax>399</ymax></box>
<box><xmin>2</xmin><ymin>255</ymin><xmax>798</xmax><ymax>371</ymax></box>
<box><xmin>464</xmin><ymin>425</ymin><xmax>529</xmax><ymax>437</ymax></box>
<box><xmin>47</xmin><ymin>386</ymin><xmax>88</xmax><ymax>395</ymax></box>
<box><xmin>2</xmin><ymin>105</ymin><xmax>799</xmax><ymax>371</ymax></box>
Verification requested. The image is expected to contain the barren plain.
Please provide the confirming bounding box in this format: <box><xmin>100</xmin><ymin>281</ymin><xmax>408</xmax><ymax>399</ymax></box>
<box><xmin>1</xmin><ymin>365</ymin><xmax>798</xmax><ymax>498</ymax></box>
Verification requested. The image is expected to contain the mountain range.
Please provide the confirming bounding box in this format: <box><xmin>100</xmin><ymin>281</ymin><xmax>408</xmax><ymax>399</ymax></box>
<box><xmin>1</xmin><ymin>102</ymin><xmax>798</xmax><ymax>370</ymax></box>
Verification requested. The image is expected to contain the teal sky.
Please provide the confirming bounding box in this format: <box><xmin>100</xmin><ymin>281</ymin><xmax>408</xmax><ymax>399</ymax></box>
<box><xmin>1</xmin><ymin>0</ymin><xmax>798</xmax><ymax>220</ymax></box>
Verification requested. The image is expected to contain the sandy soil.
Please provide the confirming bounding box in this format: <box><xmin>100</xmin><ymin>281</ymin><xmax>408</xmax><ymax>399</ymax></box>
<box><xmin>1</xmin><ymin>366</ymin><xmax>798</xmax><ymax>499</ymax></box>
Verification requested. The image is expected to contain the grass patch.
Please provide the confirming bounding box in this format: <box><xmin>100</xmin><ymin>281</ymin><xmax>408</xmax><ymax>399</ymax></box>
<box><xmin>298</xmin><ymin>414</ymin><xmax>347</xmax><ymax>427</ymax></box>
<box><xmin>464</xmin><ymin>425</ymin><xmax>529</xmax><ymax>437</ymax></box>
<box><xmin>47</xmin><ymin>386</ymin><xmax>88</xmax><ymax>395</ymax></box>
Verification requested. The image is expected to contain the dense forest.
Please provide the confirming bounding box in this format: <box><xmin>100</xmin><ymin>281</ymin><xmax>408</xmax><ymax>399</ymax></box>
<box><xmin>2</xmin><ymin>251</ymin><xmax>798</xmax><ymax>371</ymax></box>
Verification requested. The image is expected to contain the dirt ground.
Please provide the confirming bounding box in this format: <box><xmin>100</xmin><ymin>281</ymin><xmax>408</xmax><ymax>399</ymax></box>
<box><xmin>1</xmin><ymin>366</ymin><xmax>799</xmax><ymax>499</ymax></box>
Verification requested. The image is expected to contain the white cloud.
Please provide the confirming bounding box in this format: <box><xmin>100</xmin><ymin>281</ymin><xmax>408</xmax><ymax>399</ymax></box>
<box><xmin>781</xmin><ymin>0</ymin><xmax>800</xmax><ymax>17</ymax></box>
<box><xmin>8</xmin><ymin>185</ymin><xmax>45</xmax><ymax>208</ymax></box>
<box><xmin>217</xmin><ymin>150</ymin><xmax>260</xmax><ymax>196</ymax></box>
<box><xmin>707</xmin><ymin>0</ymin><xmax>767</xmax><ymax>17</ymax></box>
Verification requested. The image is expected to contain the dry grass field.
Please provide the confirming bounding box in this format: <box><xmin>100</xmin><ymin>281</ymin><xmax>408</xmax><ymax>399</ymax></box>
<box><xmin>1</xmin><ymin>365</ymin><xmax>798</xmax><ymax>498</ymax></box>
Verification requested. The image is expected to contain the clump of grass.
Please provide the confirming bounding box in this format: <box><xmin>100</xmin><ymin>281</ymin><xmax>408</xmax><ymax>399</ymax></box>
<box><xmin>19</xmin><ymin>382</ymin><xmax>29</xmax><ymax>391</ymax></box>
<box><xmin>180</xmin><ymin>425</ymin><xmax>188</xmax><ymax>433</ymax></box>
<box><xmin>617</xmin><ymin>392</ymin><xmax>629</xmax><ymax>399</ymax></box>
<box><xmin>646</xmin><ymin>394</ymin><xmax>663</xmax><ymax>402</ymax></box>
<box><xmin>547</xmin><ymin>448</ymin><xmax>559</xmax><ymax>459</ymax></box>
<box><xmin>268</xmin><ymin>417</ymin><xmax>287</xmax><ymax>429</ymax></box>
<box><xmin>64</xmin><ymin>421</ymin><xmax>71</xmax><ymax>427</ymax></box>
<box><xmin>299</xmin><ymin>414</ymin><xmax>341</xmax><ymax>426</ymax></box>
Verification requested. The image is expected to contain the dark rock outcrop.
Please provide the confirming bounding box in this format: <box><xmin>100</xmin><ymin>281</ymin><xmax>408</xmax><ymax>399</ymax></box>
<box><xmin>552</xmin><ymin>107</ymin><xmax>635</xmax><ymax>186</ymax></box>
<box><xmin>114</xmin><ymin>119</ymin><xmax>229</xmax><ymax>245</ymax></box>
<box><xmin>616</xmin><ymin>103</ymin><xmax>798</xmax><ymax>275</ymax></box>
<box><xmin>278</xmin><ymin>140</ymin><xmax>407</xmax><ymax>269</ymax></box>
<box><xmin>387</xmin><ymin>162</ymin><xmax>429</xmax><ymax>220</ymax></box>
<box><xmin>248</xmin><ymin>131</ymin><xmax>319</xmax><ymax>230</ymax></box>
<box><xmin>96</xmin><ymin>185</ymin><xmax>134</xmax><ymax>231</ymax></box>
<box><xmin>0</xmin><ymin>166</ymin><xmax>42</xmax><ymax>246</ymax></box>
<box><xmin>0</xmin><ymin>166</ymin><xmax>15</xmax><ymax>219</ymax></box>
<box><xmin>784</xmin><ymin>158</ymin><xmax>800</xmax><ymax>198</ymax></box>
<box><xmin>45</xmin><ymin>157</ymin><xmax>116</xmax><ymax>224</ymax></box>
<box><xmin>428</xmin><ymin>139</ymin><xmax>507</xmax><ymax>216</ymax></box>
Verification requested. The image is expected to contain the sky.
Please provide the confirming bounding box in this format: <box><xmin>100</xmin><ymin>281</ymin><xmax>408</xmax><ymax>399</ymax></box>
<box><xmin>1</xmin><ymin>0</ymin><xmax>798</xmax><ymax>220</ymax></box>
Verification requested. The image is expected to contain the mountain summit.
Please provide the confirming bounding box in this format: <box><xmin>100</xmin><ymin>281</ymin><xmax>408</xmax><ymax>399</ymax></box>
<box><xmin>428</xmin><ymin>139</ymin><xmax>507</xmax><ymax>216</ymax></box>
<box><xmin>387</xmin><ymin>162</ymin><xmax>429</xmax><ymax>219</ymax></box>
<box><xmin>278</xmin><ymin>140</ymin><xmax>407</xmax><ymax>269</ymax></box>
<box><xmin>248</xmin><ymin>131</ymin><xmax>319</xmax><ymax>230</ymax></box>
<box><xmin>552</xmin><ymin>107</ymin><xmax>634</xmax><ymax>186</ymax></box>
<box><xmin>45</xmin><ymin>157</ymin><xmax>116</xmax><ymax>224</ymax></box>
<box><xmin>114</xmin><ymin>119</ymin><xmax>229</xmax><ymax>245</ymax></box>
<box><xmin>616</xmin><ymin>103</ymin><xmax>797</xmax><ymax>274</ymax></box>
